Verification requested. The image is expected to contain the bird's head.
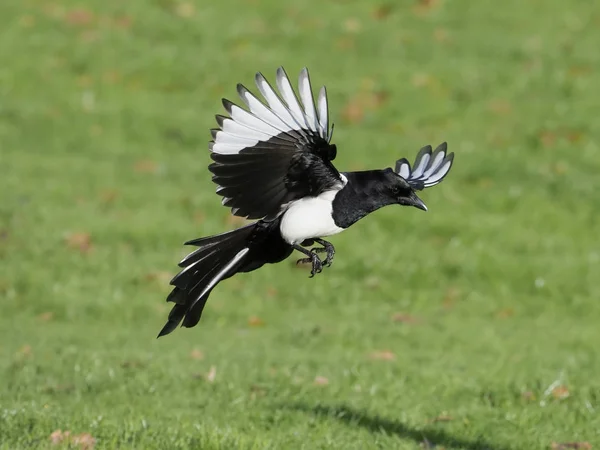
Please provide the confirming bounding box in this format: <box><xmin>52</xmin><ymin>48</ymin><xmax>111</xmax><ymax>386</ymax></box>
<box><xmin>381</xmin><ymin>171</ymin><xmax>428</xmax><ymax>211</ymax></box>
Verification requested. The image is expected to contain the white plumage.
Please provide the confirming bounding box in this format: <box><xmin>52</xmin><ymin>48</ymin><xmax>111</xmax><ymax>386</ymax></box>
<box><xmin>280</xmin><ymin>189</ymin><xmax>344</xmax><ymax>245</ymax></box>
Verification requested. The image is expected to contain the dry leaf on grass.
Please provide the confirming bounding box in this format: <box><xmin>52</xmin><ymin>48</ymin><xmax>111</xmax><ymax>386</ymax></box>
<box><xmin>206</xmin><ymin>365</ymin><xmax>217</xmax><ymax>383</ymax></box>
<box><xmin>101</xmin><ymin>71</ymin><xmax>121</xmax><ymax>85</ymax></box>
<box><xmin>344</xmin><ymin>18</ymin><xmax>362</xmax><ymax>33</ymax></box>
<box><xmin>314</xmin><ymin>376</ymin><xmax>329</xmax><ymax>386</ymax></box>
<box><xmin>144</xmin><ymin>271</ymin><xmax>172</xmax><ymax>285</ymax></box>
<box><xmin>539</xmin><ymin>130</ymin><xmax>557</xmax><ymax>148</ymax></box>
<box><xmin>334</xmin><ymin>36</ymin><xmax>355</xmax><ymax>51</ymax></box>
<box><xmin>341</xmin><ymin>98</ymin><xmax>364</xmax><ymax>124</ymax></box>
<box><xmin>341</xmin><ymin>91</ymin><xmax>389</xmax><ymax>125</ymax></box>
<box><xmin>64</xmin><ymin>9</ymin><xmax>95</xmax><ymax>26</ymax></box>
<box><xmin>488</xmin><ymin>99</ymin><xmax>512</xmax><ymax>115</ymax></box>
<box><xmin>17</xmin><ymin>344</ymin><xmax>32</xmax><ymax>357</ymax></box>
<box><xmin>391</xmin><ymin>312</ymin><xmax>419</xmax><ymax>324</ymax></box>
<box><xmin>65</xmin><ymin>232</ymin><xmax>93</xmax><ymax>254</ymax></box>
<box><xmin>50</xmin><ymin>430</ymin><xmax>69</xmax><ymax>445</ymax></box>
<box><xmin>551</xmin><ymin>161</ymin><xmax>568</xmax><ymax>175</ymax></box>
<box><xmin>72</xmin><ymin>433</ymin><xmax>96</xmax><ymax>449</ymax></box>
<box><xmin>193</xmin><ymin>212</ymin><xmax>205</xmax><ymax>225</ymax></box>
<box><xmin>369</xmin><ymin>91</ymin><xmax>389</xmax><ymax>109</ymax></box>
<box><xmin>50</xmin><ymin>430</ymin><xmax>96</xmax><ymax>449</ymax></box>
<box><xmin>551</xmin><ymin>443</ymin><xmax>592</xmax><ymax>450</ymax></box>
<box><xmin>551</xmin><ymin>385</ymin><xmax>570</xmax><ymax>400</ymax></box>
<box><xmin>99</xmin><ymin>189</ymin><xmax>119</xmax><ymax>205</ymax></box>
<box><xmin>411</xmin><ymin>73</ymin><xmax>431</xmax><ymax>88</ymax></box>
<box><xmin>37</xmin><ymin>312</ymin><xmax>54</xmax><ymax>322</ymax></box>
<box><xmin>175</xmin><ymin>2</ymin><xmax>196</xmax><ymax>18</ymax></box>
<box><xmin>190</xmin><ymin>349</ymin><xmax>204</xmax><ymax>360</ymax></box>
<box><xmin>443</xmin><ymin>286</ymin><xmax>460</xmax><ymax>309</ymax></box>
<box><xmin>368</xmin><ymin>350</ymin><xmax>396</xmax><ymax>361</ymax></box>
<box><xmin>133</xmin><ymin>159</ymin><xmax>159</xmax><ymax>174</ymax></box>
<box><xmin>495</xmin><ymin>308</ymin><xmax>515</xmax><ymax>319</ymax></box>
<box><xmin>567</xmin><ymin>65</ymin><xmax>592</xmax><ymax>78</ymax></box>
<box><xmin>250</xmin><ymin>384</ymin><xmax>267</xmax><ymax>398</ymax></box>
<box><xmin>248</xmin><ymin>316</ymin><xmax>265</xmax><ymax>327</ymax></box>
<box><xmin>113</xmin><ymin>16</ymin><xmax>132</xmax><ymax>29</ymax></box>
<box><xmin>372</xmin><ymin>4</ymin><xmax>393</xmax><ymax>20</ymax></box>
<box><xmin>433</xmin><ymin>28</ymin><xmax>450</xmax><ymax>43</ymax></box>
<box><xmin>413</xmin><ymin>0</ymin><xmax>442</xmax><ymax>15</ymax></box>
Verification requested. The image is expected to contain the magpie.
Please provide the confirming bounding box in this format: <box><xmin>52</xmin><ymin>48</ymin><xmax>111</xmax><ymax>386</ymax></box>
<box><xmin>158</xmin><ymin>67</ymin><xmax>454</xmax><ymax>337</ymax></box>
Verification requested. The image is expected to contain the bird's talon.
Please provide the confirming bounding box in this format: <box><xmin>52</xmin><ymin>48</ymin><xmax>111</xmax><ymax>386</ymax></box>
<box><xmin>309</xmin><ymin>246</ymin><xmax>335</xmax><ymax>267</ymax></box>
<box><xmin>297</xmin><ymin>252</ymin><xmax>323</xmax><ymax>277</ymax></box>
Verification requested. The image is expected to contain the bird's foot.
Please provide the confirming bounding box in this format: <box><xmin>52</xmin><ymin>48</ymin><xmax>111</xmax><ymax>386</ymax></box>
<box><xmin>310</xmin><ymin>247</ymin><xmax>335</xmax><ymax>267</ymax></box>
<box><xmin>312</xmin><ymin>239</ymin><xmax>336</xmax><ymax>267</ymax></box>
<box><xmin>296</xmin><ymin>251</ymin><xmax>323</xmax><ymax>278</ymax></box>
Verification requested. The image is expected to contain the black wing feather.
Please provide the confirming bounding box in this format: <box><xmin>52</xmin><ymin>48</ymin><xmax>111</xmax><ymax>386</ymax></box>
<box><xmin>208</xmin><ymin>67</ymin><xmax>344</xmax><ymax>220</ymax></box>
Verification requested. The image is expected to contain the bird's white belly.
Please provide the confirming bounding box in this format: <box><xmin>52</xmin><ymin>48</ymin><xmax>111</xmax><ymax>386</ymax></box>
<box><xmin>280</xmin><ymin>190</ymin><xmax>344</xmax><ymax>245</ymax></box>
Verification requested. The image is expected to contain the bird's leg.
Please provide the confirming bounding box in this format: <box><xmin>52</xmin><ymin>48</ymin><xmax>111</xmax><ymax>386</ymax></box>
<box><xmin>293</xmin><ymin>244</ymin><xmax>323</xmax><ymax>278</ymax></box>
<box><xmin>311</xmin><ymin>238</ymin><xmax>336</xmax><ymax>267</ymax></box>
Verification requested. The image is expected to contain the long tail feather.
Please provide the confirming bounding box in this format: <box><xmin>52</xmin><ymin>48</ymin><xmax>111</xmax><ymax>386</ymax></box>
<box><xmin>158</xmin><ymin>224</ymin><xmax>256</xmax><ymax>338</ymax></box>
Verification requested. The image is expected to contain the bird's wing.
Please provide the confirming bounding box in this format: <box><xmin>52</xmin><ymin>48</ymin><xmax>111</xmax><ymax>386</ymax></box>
<box><xmin>395</xmin><ymin>142</ymin><xmax>454</xmax><ymax>191</ymax></box>
<box><xmin>209</xmin><ymin>67</ymin><xmax>345</xmax><ymax>220</ymax></box>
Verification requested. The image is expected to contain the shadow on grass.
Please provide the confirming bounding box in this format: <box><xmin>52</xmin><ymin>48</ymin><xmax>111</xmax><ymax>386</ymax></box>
<box><xmin>287</xmin><ymin>403</ymin><xmax>507</xmax><ymax>450</ymax></box>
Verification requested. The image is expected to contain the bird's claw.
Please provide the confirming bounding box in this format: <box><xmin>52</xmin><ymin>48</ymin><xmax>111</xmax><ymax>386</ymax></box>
<box><xmin>310</xmin><ymin>246</ymin><xmax>335</xmax><ymax>267</ymax></box>
<box><xmin>296</xmin><ymin>252</ymin><xmax>323</xmax><ymax>277</ymax></box>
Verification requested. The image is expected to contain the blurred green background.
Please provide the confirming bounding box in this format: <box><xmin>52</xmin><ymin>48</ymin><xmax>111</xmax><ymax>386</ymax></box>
<box><xmin>1</xmin><ymin>0</ymin><xmax>599</xmax><ymax>448</ymax></box>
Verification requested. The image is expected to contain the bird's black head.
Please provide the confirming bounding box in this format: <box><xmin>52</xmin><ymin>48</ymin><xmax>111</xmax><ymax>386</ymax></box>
<box><xmin>380</xmin><ymin>169</ymin><xmax>427</xmax><ymax>211</ymax></box>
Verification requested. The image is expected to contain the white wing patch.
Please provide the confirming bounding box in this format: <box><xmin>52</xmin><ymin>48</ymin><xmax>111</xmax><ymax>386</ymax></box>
<box><xmin>298</xmin><ymin>68</ymin><xmax>319</xmax><ymax>133</ymax></box>
<box><xmin>211</xmin><ymin>67</ymin><xmax>332</xmax><ymax>156</ymax></box>
<box><xmin>395</xmin><ymin>142</ymin><xmax>454</xmax><ymax>189</ymax></box>
<box><xmin>255</xmin><ymin>73</ymin><xmax>300</xmax><ymax>130</ymax></box>
<box><xmin>275</xmin><ymin>67</ymin><xmax>310</xmax><ymax>130</ymax></box>
<box><xmin>317</xmin><ymin>86</ymin><xmax>329</xmax><ymax>140</ymax></box>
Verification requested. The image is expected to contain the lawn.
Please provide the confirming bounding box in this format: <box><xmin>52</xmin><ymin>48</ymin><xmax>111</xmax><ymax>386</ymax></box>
<box><xmin>1</xmin><ymin>0</ymin><xmax>600</xmax><ymax>448</ymax></box>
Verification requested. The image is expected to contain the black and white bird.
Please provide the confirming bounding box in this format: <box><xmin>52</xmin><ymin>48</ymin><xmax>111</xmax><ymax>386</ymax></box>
<box><xmin>158</xmin><ymin>67</ymin><xmax>454</xmax><ymax>337</ymax></box>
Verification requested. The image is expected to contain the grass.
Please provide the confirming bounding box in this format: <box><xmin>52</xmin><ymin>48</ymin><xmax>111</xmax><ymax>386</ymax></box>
<box><xmin>1</xmin><ymin>0</ymin><xmax>600</xmax><ymax>448</ymax></box>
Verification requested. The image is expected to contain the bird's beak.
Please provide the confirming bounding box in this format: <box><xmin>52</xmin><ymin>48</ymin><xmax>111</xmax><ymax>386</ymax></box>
<box><xmin>410</xmin><ymin>193</ymin><xmax>428</xmax><ymax>211</ymax></box>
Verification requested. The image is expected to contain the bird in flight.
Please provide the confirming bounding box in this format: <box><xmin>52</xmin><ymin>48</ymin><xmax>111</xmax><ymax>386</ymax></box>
<box><xmin>158</xmin><ymin>67</ymin><xmax>454</xmax><ymax>337</ymax></box>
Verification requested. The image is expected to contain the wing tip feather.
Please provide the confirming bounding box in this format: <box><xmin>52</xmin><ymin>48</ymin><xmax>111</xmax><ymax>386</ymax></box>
<box><xmin>222</xmin><ymin>98</ymin><xmax>235</xmax><ymax>114</ymax></box>
<box><xmin>397</xmin><ymin>142</ymin><xmax>454</xmax><ymax>189</ymax></box>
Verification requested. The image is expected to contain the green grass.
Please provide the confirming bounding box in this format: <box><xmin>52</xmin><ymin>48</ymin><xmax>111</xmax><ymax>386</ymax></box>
<box><xmin>2</xmin><ymin>0</ymin><xmax>600</xmax><ymax>448</ymax></box>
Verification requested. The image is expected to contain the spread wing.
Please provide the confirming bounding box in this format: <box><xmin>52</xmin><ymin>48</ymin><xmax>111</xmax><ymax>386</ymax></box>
<box><xmin>395</xmin><ymin>142</ymin><xmax>454</xmax><ymax>191</ymax></box>
<box><xmin>208</xmin><ymin>67</ymin><xmax>346</xmax><ymax>220</ymax></box>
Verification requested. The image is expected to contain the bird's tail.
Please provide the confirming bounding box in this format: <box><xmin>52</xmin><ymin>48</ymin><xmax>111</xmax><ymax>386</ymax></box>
<box><xmin>158</xmin><ymin>223</ymin><xmax>256</xmax><ymax>337</ymax></box>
